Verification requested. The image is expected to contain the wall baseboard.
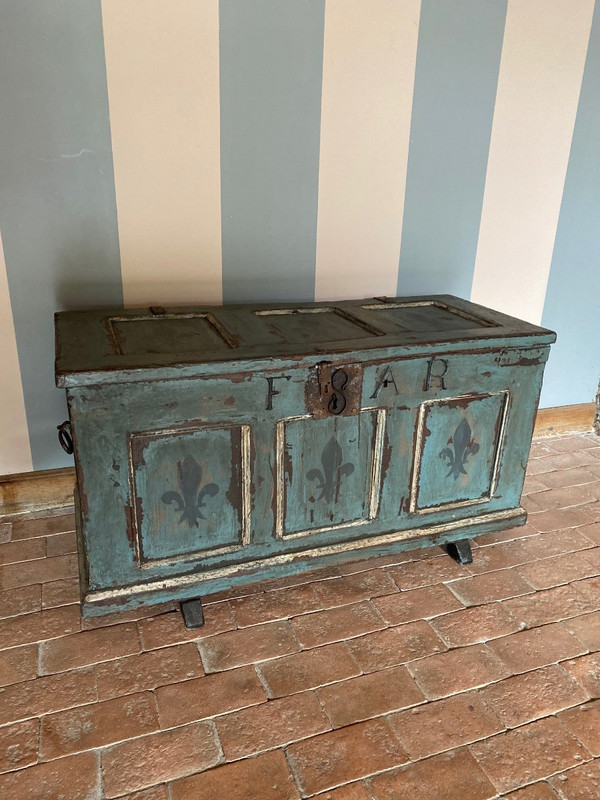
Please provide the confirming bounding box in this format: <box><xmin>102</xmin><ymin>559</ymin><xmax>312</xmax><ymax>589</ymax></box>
<box><xmin>0</xmin><ymin>467</ymin><xmax>75</xmax><ymax>521</ymax></box>
<box><xmin>1</xmin><ymin>403</ymin><xmax>597</xmax><ymax>520</ymax></box>
<box><xmin>533</xmin><ymin>403</ymin><xmax>596</xmax><ymax>438</ymax></box>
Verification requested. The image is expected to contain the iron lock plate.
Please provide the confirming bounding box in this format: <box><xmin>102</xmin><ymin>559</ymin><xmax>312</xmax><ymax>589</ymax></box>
<box><xmin>305</xmin><ymin>361</ymin><xmax>363</xmax><ymax>418</ymax></box>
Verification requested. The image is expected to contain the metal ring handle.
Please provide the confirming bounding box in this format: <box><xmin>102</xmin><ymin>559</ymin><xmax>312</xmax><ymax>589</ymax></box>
<box><xmin>57</xmin><ymin>420</ymin><xmax>74</xmax><ymax>455</ymax></box>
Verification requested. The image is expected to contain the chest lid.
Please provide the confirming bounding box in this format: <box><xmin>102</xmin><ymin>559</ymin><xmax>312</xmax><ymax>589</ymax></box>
<box><xmin>55</xmin><ymin>295</ymin><xmax>556</xmax><ymax>387</ymax></box>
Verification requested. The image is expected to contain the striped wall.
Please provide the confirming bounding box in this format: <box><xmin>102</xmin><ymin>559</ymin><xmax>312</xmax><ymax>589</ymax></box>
<box><xmin>0</xmin><ymin>0</ymin><xmax>598</xmax><ymax>474</ymax></box>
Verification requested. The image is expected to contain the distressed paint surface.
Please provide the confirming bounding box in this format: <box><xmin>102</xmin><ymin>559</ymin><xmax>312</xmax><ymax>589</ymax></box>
<box><xmin>132</xmin><ymin>425</ymin><xmax>245</xmax><ymax>562</ymax></box>
<box><xmin>56</xmin><ymin>296</ymin><xmax>554</xmax><ymax>615</ymax></box>
<box><xmin>55</xmin><ymin>296</ymin><xmax>554</xmax><ymax>386</ymax></box>
<box><xmin>414</xmin><ymin>392</ymin><xmax>507</xmax><ymax>510</ymax></box>
<box><xmin>282</xmin><ymin>412</ymin><xmax>376</xmax><ymax>536</ymax></box>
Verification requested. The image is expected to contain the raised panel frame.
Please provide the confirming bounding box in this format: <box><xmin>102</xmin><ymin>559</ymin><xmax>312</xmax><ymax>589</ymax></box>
<box><xmin>128</xmin><ymin>422</ymin><xmax>252</xmax><ymax>568</ymax></box>
<box><xmin>409</xmin><ymin>391</ymin><xmax>510</xmax><ymax>515</ymax></box>
<box><xmin>275</xmin><ymin>407</ymin><xmax>387</xmax><ymax>539</ymax></box>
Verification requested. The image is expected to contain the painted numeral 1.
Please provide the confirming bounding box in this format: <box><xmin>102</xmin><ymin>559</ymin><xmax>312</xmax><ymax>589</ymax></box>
<box><xmin>265</xmin><ymin>376</ymin><xmax>291</xmax><ymax>410</ymax></box>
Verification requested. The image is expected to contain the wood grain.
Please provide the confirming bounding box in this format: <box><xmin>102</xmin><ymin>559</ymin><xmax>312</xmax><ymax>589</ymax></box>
<box><xmin>533</xmin><ymin>403</ymin><xmax>595</xmax><ymax>437</ymax></box>
<box><xmin>0</xmin><ymin>468</ymin><xmax>75</xmax><ymax>521</ymax></box>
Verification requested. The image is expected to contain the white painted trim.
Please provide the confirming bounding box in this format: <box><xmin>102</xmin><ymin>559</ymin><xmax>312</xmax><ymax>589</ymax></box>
<box><xmin>409</xmin><ymin>391</ymin><xmax>510</xmax><ymax>514</ymax></box>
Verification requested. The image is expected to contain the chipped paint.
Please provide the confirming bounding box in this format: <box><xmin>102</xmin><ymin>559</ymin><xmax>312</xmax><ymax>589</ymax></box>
<box><xmin>56</xmin><ymin>296</ymin><xmax>554</xmax><ymax>616</ymax></box>
<box><xmin>84</xmin><ymin>506</ymin><xmax>526</xmax><ymax>612</ymax></box>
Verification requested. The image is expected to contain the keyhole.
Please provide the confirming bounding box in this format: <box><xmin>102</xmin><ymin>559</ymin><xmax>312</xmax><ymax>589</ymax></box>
<box><xmin>328</xmin><ymin>369</ymin><xmax>348</xmax><ymax>416</ymax></box>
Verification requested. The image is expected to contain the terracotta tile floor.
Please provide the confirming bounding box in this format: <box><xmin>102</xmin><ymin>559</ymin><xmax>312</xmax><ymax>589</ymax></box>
<box><xmin>1</xmin><ymin>433</ymin><xmax>600</xmax><ymax>799</ymax></box>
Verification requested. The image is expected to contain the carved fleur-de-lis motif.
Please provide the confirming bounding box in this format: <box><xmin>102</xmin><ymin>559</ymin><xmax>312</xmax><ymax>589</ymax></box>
<box><xmin>306</xmin><ymin>436</ymin><xmax>355</xmax><ymax>504</ymax></box>
<box><xmin>161</xmin><ymin>454</ymin><xmax>219</xmax><ymax>527</ymax></box>
<box><xmin>439</xmin><ymin>418</ymin><xmax>480</xmax><ymax>481</ymax></box>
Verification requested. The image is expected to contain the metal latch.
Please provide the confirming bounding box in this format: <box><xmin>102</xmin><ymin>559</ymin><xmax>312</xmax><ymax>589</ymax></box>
<box><xmin>306</xmin><ymin>361</ymin><xmax>363</xmax><ymax>417</ymax></box>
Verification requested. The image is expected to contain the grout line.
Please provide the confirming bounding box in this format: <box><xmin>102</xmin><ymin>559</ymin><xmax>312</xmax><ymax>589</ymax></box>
<box><xmin>207</xmin><ymin>717</ymin><xmax>226</xmax><ymax>768</ymax></box>
<box><xmin>311</xmin><ymin>686</ymin><xmax>335</xmax><ymax>731</ymax></box>
<box><xmin>282</xmin><ymin>745</ymin><xmax>307</xmax><ymax>799</ymax></box>
<box><xmin>252</xmin><ymin>662</ymin><xmax>272</xmax><ymax>699</ymax></box>
<box><xmin>552</xmin><ymin>780</ymin><xmax>571</xmax><ymax>800</ymax></box>
<box><xmin>361</xmin><ymin>777</ymin><xmax>378</xmax><ymax>800</ymax></box>
<box><xmin>35</xmin><ymin>714</ymin><xmax>41</xmax><ymax>767</ymax></box>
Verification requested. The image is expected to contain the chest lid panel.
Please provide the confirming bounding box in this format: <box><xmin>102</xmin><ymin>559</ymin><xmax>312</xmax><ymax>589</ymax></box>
<box><xmin>55</xmin><ymin>294</ymin><xmax>556</xmax><ymax>387</ymax></box>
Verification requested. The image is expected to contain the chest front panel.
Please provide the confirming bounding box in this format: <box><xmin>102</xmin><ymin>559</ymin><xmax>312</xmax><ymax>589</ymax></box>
<box><xmin>69</xmin><ymin>344</ymin><xmax>547</xmax><ymax>603</ymax></box>
<box><xmin>57</xmin><ymin>295</ymin><xmax>555</xmax><ymax>614</ymax></box>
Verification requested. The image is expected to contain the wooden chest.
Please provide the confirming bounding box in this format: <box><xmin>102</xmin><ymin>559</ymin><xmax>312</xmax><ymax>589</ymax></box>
<box><xmin>55</xmin><ymin>296</ymin><xmax>555</xmax><ymax>618</ymax></box>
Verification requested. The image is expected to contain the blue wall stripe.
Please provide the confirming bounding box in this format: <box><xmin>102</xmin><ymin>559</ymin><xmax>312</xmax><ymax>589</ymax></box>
<box><xmin>397</xmin><ymin>0</ymin><xmax>507</xmax><ymax>298</ymax></box>
<box><xmin>540</xmin><ymin>1</ymin><xmax>600</xmax><ymax>409</ymax></box>
<box><xmin>219</xmin><ymin>0</ymin><xmax>325</xmax><ymax>304</ymax></box>
<box><xmin>0</xmin><ymin>0</ymin><xmax>122</xmax><ymax>470</ymax></box>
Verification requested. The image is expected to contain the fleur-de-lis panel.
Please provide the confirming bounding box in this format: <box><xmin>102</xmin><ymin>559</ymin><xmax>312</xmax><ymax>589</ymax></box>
<box><xmin>279</xmin><ymin>410</ymin><xmax>380</xmax><ymax>537</ymax></box>
<box><xmin>130</xmin><ymin>425</ymin><xmax>248</xmax><ymax>563</ymax></box>
<box><xmin>413</xmin><ymin>392</ymin><xmax>508</xmax><ymax>512</ymax></box>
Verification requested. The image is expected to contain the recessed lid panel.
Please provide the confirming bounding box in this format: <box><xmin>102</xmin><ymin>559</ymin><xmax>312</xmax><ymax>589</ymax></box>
<box><xmin>107</xmin><ymin>313</ymin><xmax>236</xmax><ymax>356</ymax></box>
<box><xmin>362</xmin><ymin>300</ymin><xmax>493</xmax><ymax>332</ymax></box>
<box><xmin>252</xmin><ymin>307</ymin><xmax>384</xmax><ymax>344</ymax></box>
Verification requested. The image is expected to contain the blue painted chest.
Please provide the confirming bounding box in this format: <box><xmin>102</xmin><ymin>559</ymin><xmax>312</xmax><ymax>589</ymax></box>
<box><xmin>55</xmin><ymin>296</ymin><xmax>555</xmax><ymax>617</ymax></box>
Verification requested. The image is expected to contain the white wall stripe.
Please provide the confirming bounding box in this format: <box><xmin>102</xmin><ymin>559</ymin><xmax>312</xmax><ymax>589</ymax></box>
<box><xmin>0</xmin><ymin>230</ymin><xmax>32</xmax><ymax>475</ymax></box>
<box><xmin>471</xmin><ymin>0</ymin><xmax>594</xmax><ymax>324</ymax></box>
<box><xmin>314</xmin><ymin>0</ymin><xmax>420</xmax><ymax>301</ymax></box>
<box><xmin>101</xmin><ymin>0</ymin><xmax>222</xmax><ymax>307</ymax></box>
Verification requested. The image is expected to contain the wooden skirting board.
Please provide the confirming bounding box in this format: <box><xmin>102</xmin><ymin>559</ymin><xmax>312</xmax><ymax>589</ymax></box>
<box><xmin>533</xmin><ymin>402</ymin><xmax>596</xmax><ymax>438</ymax></box>
<box><xmin>0</xmin><ymin>467</ymin><xmax>76</xmax><ymax>522</ymax></box>
<box><xmin>0</xmin><ymin>403</ymin><xmax>597</xmax><ymax>521</ymax></box>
